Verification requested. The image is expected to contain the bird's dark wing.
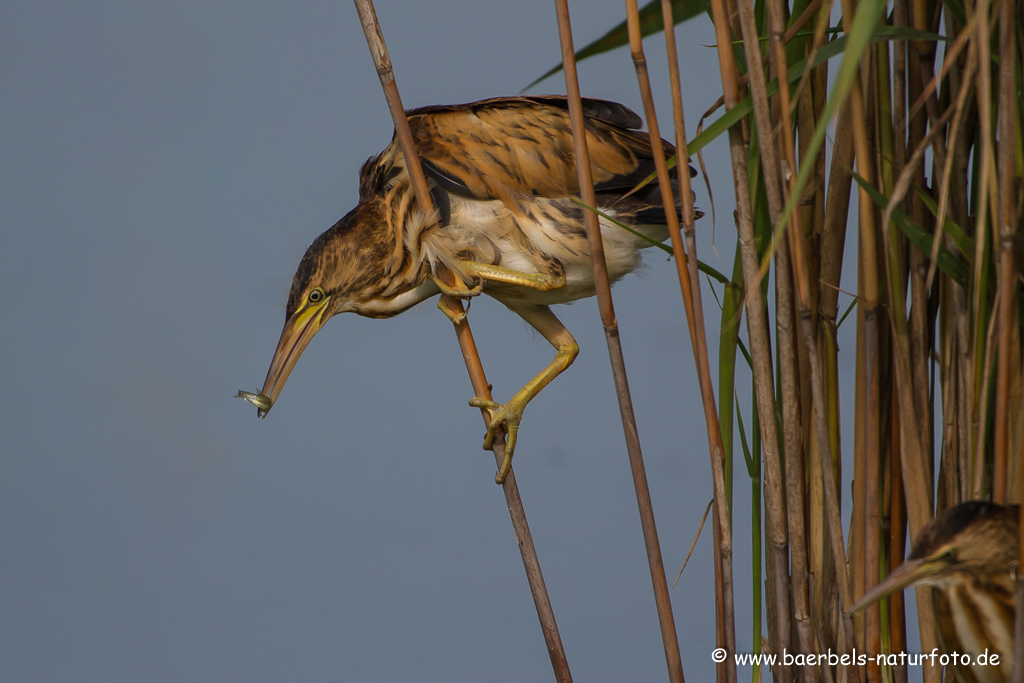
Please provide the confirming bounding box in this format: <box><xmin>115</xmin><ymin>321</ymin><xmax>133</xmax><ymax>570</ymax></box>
<box><xmin>405</xmin><ymin>96</ymin><xmax>675</xmax><ymax>204</ymax></box>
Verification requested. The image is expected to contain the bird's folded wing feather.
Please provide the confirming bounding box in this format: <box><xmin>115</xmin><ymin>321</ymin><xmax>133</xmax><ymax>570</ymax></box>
<box><xmin>406</xmin><ymin>96</ymin><xmax>672</xmax><ymax>203</ymax></box>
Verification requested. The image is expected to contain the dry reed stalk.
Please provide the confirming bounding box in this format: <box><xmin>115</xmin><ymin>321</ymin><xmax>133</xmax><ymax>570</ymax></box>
<box><xmin>887</xmin><ymin>406</ymin><xmax>908</xmax><ymax>683</ymax></box>
<box><xmin>884</xmin><ymin>176</ymin><xmax>945</xmax><ymax>680</ymax></box>
<box><xmin>1008</xmin><ymin>326</ymin><xmax>1024</xmax><ymax>503</ymax></box>
<box><xmin>696</xmin><ymin>0</ymin><xmax>829</xmax><ymax>127</ymax></box>
<box><xmin>768</xmin><ymin>2</ymin><xmax>856</xmax><ymax>679</ymax></box>
<box><xmin>868</xmin><ymin>39</ymin><xmax>894</xmax><ymax>683</ymax></box>
<box><xmin>948</xmin><ymin>41</ymin><xmax>973</xmax><ymax>504</ymax></box>
<box><xmin>655</xmin><ymin>1</ymin><xmax>741</xmax><ymax>682</ymax></box>
<box><xmin>788</xmin><ymin>0</ymin><xmax>839</xmax><ymax>145</ymax></box>
<box><xmin>777</xmin><ymin>247</ymin><xmax>816</xmax><ymax>679</ymax></box>
<box><xmin>994</xmin><ymin>0</ymin><xmax>1022</xmax><ymax>666</ymax></box>
<box><xmin>814</xmin><ymin>326</ymin><xmax>842</xmax><ymax>652</ymax></box>
<box><xmin>353</xmin><ymin>3</ymin><xmax>573</xmax><ymax>680</ymax></box>
<box><xmin>863</xmin><ymin>303</ymin><xmax>882</xmax><ymax>683</ymax></box>
<box><xmin>937</xmin><ymin>290</ymin><xmax>959</xmax><ymax>509</ymax></box>
<box><xmin>991</xmin><ymin>0</ymin><xmax>1018</xmax><ymax>503</ymax></box>
<box><xmin>849</xmin><ymin>290</ymin><xmax>869</xmax><ymax>681</ymax></box>
<box><xmin>905</xmin><ymin>153</ymin><xmax>933</xmax><ymax>491</ymax></box>
<box><xmin>797</xmin><ymin>41</ymin><xmax>826</xmax><ymax>482</ymax></box>
<box><xmin>774</xmin><ymin>47</ymin><xmax>875</xmax><ymax>675</ymax></box>
<box><xmin>707</xmin><ymin>0</ymin><xmax>795</xmax><ymax>675</ymax></box>
<box><xmin>852</xmin><ymin>261</ymin><xmax>868</xmax><ymax>664</ymax></box>
<box><xmin>926</xmin><ymin>43</ymin><xmax>978</xmax><ymax>294</ymax></box>
<box><xmin>902</xmin><ymin>0</ymin><xmax>938</xmax><ymax>496</ymax></box>
<box><xmin>817</xmin><ymin>102</ymin><xmax>854</xmax><ymax>655</ymax></box>
<box><xmin>741</xmin><ymin>0</ymin><xmax>821</xmax><ymax>676</ymax></box>
<box><xmin>974</xmin><ymin>302</ymin><xmax>1002</xmax><ymax>496</ymax></box>
<box><xmin>844</xmin><ymin>69</ymin><xmax>882</xmax><ymax>680</ymax></box>
<box><xmin>552</xmin><ymin>3</ymin><xmax>685</xmax><ymax>681</ymax></box>
<box><xmin>970</xmin><ymin>0</ymin><xmax>999</xmax><ymax>501</ymax></box>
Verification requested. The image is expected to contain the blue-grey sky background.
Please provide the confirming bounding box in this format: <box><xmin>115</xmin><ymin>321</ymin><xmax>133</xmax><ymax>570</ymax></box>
<box><xmin>1</xmin><ymin>1</ymin><xmax>866</xmax><ymax>681</ymax></box>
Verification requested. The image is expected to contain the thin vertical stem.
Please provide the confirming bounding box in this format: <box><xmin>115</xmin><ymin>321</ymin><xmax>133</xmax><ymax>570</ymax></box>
<box><xmin>655</xmin><ymin>1</ymin><xmax>740</xmax><ymax>682</ymax></box>
<box><xmin>552</xmin><ymin>3</ymin><xmax>684</xmax><ymax>682</ymax></box>
<box><xmin>969</xmin><ymin>0</ymin><xmax>997</xmax><ymax>502</ymax></box>
<box><xmin>353</xmin><ymin>3</ymin><xmax>572</xmax><ymax>681</ymax></box>
<box><xmin>991</xmin><ymin>0</ymin><xmax>1017</xmax><ymax>504</ymax></box>
<box><xmin>863</xmin><ymin>305</ymin><xmax>882</xmax><ymax>683</ymax></box>
<box><xmin>888</xmin><ymin>397</ymin><xmax>908</xmax><ymax>683</ymax></box>
<box><xmin>761</xmin><ymin>0</ymin><xmax>828</xmax><ymax>674</ymax></box>
<box><xmin>707</xmin><ymin>0</ymin><xmax>793</xmax><ymax>676</ymax></box>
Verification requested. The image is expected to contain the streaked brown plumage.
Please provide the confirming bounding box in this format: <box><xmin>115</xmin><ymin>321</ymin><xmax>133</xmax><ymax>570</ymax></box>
<box><xmin>241</xmin><ymin>96</ymin><xmax>695</xmax><ymax>482</ymax></box>
<box><xmin>850</xmin><ymin>501</ymin><xmax>1019</xmax><ymax>683</ymax></box>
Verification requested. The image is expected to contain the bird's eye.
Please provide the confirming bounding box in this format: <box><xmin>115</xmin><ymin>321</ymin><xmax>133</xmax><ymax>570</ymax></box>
<box><xmin>308</xmin><ymin>288</ymin><xmax>324</xmax><ymax>304</ymax></box>
<box><xmin>942</xmin><ymin>550</ymin><xmax>956</xmax><ymax>562</ymax></box>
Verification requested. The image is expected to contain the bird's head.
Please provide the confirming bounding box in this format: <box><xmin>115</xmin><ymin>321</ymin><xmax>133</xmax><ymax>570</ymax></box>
<box><xmin>251</xmin><ymin>207</ymin><xmax>383</xmax><ymax>417</ymax></box>
<box><xmin>848</xmin><ymin>501</ymin><xmax>1019</xmax><ymax>615</ymax></box>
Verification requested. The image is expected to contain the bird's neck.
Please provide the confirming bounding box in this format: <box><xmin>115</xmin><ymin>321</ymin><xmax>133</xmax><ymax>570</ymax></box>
<box><xmin>330</xmin><ymin>181</ymin><xmax>438</xmax><ymax>319</ymax></box>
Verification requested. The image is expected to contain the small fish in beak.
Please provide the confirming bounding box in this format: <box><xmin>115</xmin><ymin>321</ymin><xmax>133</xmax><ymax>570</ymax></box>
<box><xmin>235</xmin><ymin>389</ymin><xmax>274</xmax><ymax>417</ymax></box>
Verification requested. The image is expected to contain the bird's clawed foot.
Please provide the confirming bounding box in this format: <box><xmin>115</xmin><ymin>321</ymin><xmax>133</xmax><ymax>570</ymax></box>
<box><xmin>431</xmin><ymin>270</ymin><xmax>482</xmax><ymax>325</ymax></box>
<box><xmin>430</xmin><ymin>271</ymin><xmax>483</xmax><ymax>299</ymax></box>
<box><xmin>436</xmin><ymin>297</ymin><xmax>469</xmax><ymax>324</ymax></box>
<box><xmin>468</xmin><ymin>396</ymin><xmax>526</xmax><ymax>484</ymax></box>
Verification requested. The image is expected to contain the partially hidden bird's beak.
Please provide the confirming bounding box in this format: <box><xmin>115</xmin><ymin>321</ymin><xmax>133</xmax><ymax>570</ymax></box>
<box><xmin>847</xmin><ymin>556</ymin><xmax>939</xmax><ymax>616</ymax></box>
<box><xmin>250</xmin><ymin>300</ymin><xmax>330</xmax><ymax>418</ymax></box>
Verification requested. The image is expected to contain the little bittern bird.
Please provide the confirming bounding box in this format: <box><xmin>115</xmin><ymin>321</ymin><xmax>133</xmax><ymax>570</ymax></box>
<box><xmin>849</xmin><ymin>501</ymin><xmax>1019</xmax><ymax>683</ymax></box>
<box><xmin>240</xmin><ymin>96</ymin><xmax>695</xmax><ymax>482</ymax></box>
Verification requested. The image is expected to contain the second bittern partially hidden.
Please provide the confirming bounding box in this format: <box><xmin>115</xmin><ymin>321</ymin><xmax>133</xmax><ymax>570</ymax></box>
<box><xmin>239</xmin><ymin>96</ymin><xmax>697</xmax><ymax>483</ymax></box>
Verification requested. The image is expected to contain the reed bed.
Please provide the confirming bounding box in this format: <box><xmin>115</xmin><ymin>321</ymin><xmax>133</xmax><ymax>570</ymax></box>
<box><xmin>604</xmin><ymin>0</ymin><xmax>1021</xmax><ymax>680</ymax></box>
<box><xmin>552</xmin><ymin>0</ymin><xmax>1021</xmax><ymax>679</ymax></box>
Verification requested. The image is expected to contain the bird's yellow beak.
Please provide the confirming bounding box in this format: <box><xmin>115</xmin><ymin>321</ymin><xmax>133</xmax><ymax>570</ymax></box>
<box><xmin>847</xmin><ymin>556</ymin><xmax>944</xmax><ymax>615</ymax></box>
<box><xmin>254</xmin><ymin>299</ymin><xmax>330</xmax><ymax>417</ymax></box>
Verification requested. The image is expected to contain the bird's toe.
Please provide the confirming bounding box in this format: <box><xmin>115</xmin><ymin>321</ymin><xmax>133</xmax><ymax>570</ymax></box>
<box><xmin>468</xmin><ymin>396</ymin><xmax>525</xmax><ymax>483</ymax></box>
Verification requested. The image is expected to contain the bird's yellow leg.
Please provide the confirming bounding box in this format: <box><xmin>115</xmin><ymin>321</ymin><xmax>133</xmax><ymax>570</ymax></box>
<box><xmin>468</xmin><ymin>305</ymin><xmax>578</xmax><ymax>484</ymax></box>
<box><xmin>458</xmin><ymin>260</ymin><xmax>565</xmax><ymax>292</ymax></box>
